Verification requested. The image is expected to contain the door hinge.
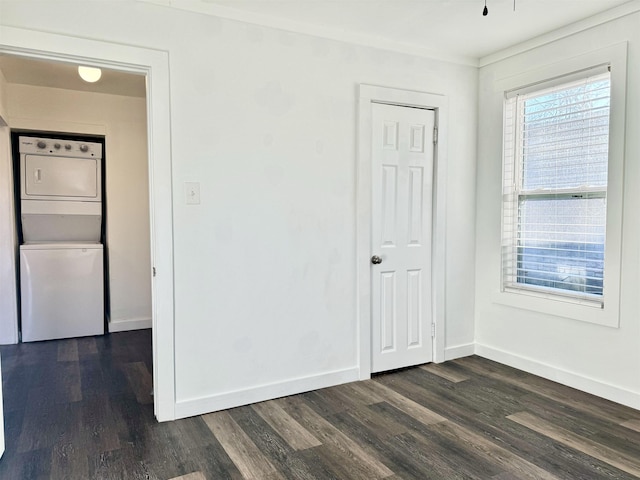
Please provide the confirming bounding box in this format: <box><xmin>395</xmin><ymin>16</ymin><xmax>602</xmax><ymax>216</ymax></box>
<box><xmin>153</xmin><ymin>267</ymin><xmax>156</xmax><ymax>277</ymax></box>
<box><xmin>433</xmin><ymin>126</ymin><xmax>438</xmax><ymax>145</ymax></box>
<box><xmin>431</xmin><ymin>323</ymin><xmax>436</xmax><ymax>338</ymax></box>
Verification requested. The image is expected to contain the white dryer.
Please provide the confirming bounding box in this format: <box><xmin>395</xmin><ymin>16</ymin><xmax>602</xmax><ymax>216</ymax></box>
<box><xmin>19</xmin><ymin>136</ymin><xmax>102</xmax><ymax>243</ymax></box>
<box><xmin>20</xmin><ymin>243</ymin><xmax>104</xmax><ymax>342</ymax></box>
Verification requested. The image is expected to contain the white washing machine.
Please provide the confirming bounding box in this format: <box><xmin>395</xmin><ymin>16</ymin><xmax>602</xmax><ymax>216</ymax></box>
<box><xmin>17</xmin><ymin>136</ymin><xmax>104</xmax><ymax>342</ymax></box>
<box><xmin>20</xmin><ymin>243</ymin><xmax>104</xmax><ymax>342</ymax></box>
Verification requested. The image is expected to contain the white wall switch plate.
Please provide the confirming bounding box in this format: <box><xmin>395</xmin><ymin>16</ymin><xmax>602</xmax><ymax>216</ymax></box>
<box><xmin>184</xmin><ymin>182</ymin><xmax>200</xmax><ymax>205</ymax></box>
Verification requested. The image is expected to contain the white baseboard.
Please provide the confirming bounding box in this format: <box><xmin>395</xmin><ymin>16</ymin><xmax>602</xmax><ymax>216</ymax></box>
<box><xmin>108</xmin><ymin>316</ymin><xmax>152</xmax><ymax>332</ymax></box>
<box><xmin>444</xmin><ymin>343</ymin><xmax>475</xmax><ymax>361</ymax></box>
<box><xmin>475</xmin><ymin>343</ymin><xmax>640</xmax><ymax>411</ymax></box>
<box><xmin>175</xmin><ymin>366</ymin><xmax>360</xmax><ymax>420</ymax></box>
<box><xmin>173</xmin><ymin>343</ymin><xmax>640</xmax><ymax>419</ymax></box>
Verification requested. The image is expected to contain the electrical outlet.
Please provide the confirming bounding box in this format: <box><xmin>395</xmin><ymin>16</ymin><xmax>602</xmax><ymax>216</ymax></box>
<box><xmin>185</xmin><ymin>182</ymin><xmax>200</xmax><ymax>205</ymax></box>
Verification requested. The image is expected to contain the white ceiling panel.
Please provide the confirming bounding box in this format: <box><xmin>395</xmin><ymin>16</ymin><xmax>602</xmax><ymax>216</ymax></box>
<box><xmin>160</xmin><ymin>0</ymin><xmax>638</xmax><ymax>62</ymax></box>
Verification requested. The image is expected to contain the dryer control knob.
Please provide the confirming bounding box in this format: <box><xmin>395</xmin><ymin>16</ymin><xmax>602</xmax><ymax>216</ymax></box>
<box><xmin>65</xmin><ymin>144</ymin><xmax>72</xmax><ymax>150</ymax></box>
<box><xmin>37</xmin><ymin>141</ymin><xmax>46</xmax><ymax>149</ymax></box>
<box><xmin>54</xmin><ymin>143</ymin><xmax>61</xmax><ymax>149</ymax></box>
<box><xmin>79</xmin><ymin>144</ymin><xmax>89</xmax><ymax>153</ymax></box>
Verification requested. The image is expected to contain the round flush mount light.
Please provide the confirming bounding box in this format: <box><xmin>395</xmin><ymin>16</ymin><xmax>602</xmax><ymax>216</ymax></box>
<box><xmin>78</xmin><ymin>66</ymin><xmax>102</xmax><ymax>83</ymax></box>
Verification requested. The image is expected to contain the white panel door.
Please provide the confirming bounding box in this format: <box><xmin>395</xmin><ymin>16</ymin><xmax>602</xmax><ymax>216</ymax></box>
<box><xmin>371</xmin><ymin>103</ymin><xmax>435</xmax><ymax>373</ymax></box>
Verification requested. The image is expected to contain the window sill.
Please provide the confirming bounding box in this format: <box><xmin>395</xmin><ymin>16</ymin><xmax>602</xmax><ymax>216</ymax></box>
<box><xmin>492</xmin><ymin>288</ymin><xmax>619</xmax><ymax>328</ymax></box>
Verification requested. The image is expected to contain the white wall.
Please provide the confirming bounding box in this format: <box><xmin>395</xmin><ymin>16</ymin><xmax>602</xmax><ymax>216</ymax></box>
<box><xmin>0</xmin><ymin>0</ymin><xmax>478</xmax><ymax>416</ymax></box>
<box><xmin>2</xmin><ymin>82</ymin><xmax>152</xmax><ymax>335</ymax></box>
<box><xmin>0</xmin><ymin>67</ymin><xmax>7</xmax><ymax>119</ymax></box>
<box><xmin>476</xmin><ymin>12</ymin><xmax>640</xmax><ymax>408</ymax></box>
<box><xmin>0</xmin><ymin>68</ymin><xmax>19</xmax><ymax>345</ymax></box>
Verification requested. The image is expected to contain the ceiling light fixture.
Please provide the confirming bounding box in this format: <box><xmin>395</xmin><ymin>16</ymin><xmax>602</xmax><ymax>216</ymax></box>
<box><xmin>78</xmin><ymin>66</ymin><xmax>102</xmax><ymax>83</ymax></box>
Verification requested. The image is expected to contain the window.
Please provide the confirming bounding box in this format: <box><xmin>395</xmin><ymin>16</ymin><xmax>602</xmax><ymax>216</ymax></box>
<box><xmin>501</xmin><ymin>66</ymin><xmax>611</xmax><ymax>305</ymax></box>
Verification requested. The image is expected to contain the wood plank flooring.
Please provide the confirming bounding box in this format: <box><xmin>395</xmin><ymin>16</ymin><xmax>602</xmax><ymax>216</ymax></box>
<box><xmin>1</xmin><ymin>331</ymin><xmax>640</xmax><ymax>479</ymax></box>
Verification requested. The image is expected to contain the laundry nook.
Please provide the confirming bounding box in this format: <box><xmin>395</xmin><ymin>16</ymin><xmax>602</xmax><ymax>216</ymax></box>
<box><xmin>0</xmin><ymin>52</ymin><xmax>153</xmax><ymax>348</ymax></box>
<box><xmin>18</xmin><ymin>135</ymin><xmax>104</xmax><ymax>342</ymax></box>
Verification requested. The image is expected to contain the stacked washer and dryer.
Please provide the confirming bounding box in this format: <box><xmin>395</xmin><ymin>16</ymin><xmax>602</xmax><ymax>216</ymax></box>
<box><xmin>18</xmin><ymin>136</ymin><xmax>104</xmax><ymax>342</ymax></box>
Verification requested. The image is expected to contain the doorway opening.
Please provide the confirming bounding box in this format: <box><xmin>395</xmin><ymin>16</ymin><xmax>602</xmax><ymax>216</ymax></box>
<box><xmin>0</xmin><ymin>27</ymin><xmax>175</xmax><ymax>421</ymax></box>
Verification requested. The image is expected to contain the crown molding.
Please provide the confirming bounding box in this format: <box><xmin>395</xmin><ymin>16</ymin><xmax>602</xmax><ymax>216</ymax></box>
<box><xmin>138</xmin><ymin>0</ymin><xmax>640</xmax><ymax>70</ymax></box>
<box><xmin>137</xmin><ymin>0</ymin><xmax>478</xmax><ymax>67</ymax></box>
<box><xmin>479</xmin><ymin>0</ymin><xmax>640</xmax><ymax>67</ymax></box>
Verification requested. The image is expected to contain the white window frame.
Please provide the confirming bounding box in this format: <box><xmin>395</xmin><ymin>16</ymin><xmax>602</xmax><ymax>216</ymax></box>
<box><xmin>503</xmin><ymin>67</ymin><xmax>610</xmax><ymax>304</ymax></box>
<box><xmin>493</xmin><ymin>43</ymin><xmax>627</xmax><ymax>328</ymax></box>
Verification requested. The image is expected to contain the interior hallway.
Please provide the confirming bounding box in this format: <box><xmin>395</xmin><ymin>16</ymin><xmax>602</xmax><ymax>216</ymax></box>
<box><xmin>1</xmin><ymin>330</ymin><xmax>639</xmax><ymax>479</ymax></box>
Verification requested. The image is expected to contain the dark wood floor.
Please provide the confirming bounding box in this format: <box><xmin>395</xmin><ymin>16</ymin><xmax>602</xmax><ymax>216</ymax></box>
<box><xmin>1</xmin><ymin>331</ymin><xmax>640</xmax><ymax>479</ymax></box>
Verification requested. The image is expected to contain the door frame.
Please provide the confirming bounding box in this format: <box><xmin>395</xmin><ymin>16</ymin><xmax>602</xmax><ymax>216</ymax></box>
<box><xmin>357</xmin><ymin>84</ymin><xmax>447</xmax><ymax>379</ymax></box>
<box><xmin>0</xmin><ymin>26</ymin><xmax>176</xmax><ymax>421</ymax></box>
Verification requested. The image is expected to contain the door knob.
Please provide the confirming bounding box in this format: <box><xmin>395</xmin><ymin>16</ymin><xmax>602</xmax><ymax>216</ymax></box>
<box><xmin>371</xmin><ymin>255</ymin><xmax>382</xmax><ymax>265</ymax></box>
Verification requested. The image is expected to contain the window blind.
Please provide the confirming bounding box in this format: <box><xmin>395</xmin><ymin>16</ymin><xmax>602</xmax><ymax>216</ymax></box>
<box><xmin>502</xmin><ymin>69</ymin><xmax>611</xmax><ymax>304</ymax></box>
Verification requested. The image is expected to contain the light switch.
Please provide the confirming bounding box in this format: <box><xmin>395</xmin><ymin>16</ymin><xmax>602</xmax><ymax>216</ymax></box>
<box><xmin>184</xmin><ymin>182</ymin><xmax>200</xmax><ymax>205</ymax></box>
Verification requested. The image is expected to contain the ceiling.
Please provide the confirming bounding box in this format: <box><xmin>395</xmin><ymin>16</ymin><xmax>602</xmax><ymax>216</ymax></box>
<box><xmin>0</xmin><ymin>55</ymin><xmax>146</xmax><ymax>98</ymax></box>
<box><xmin>0</xmin><ymin>0</ymin><xmax>637</xmax><ymax>96</ymax></box>
<box><xmin>158</xmin><ymin>0</ymin><xmax>638</xmax><ymax>63</ymax></box>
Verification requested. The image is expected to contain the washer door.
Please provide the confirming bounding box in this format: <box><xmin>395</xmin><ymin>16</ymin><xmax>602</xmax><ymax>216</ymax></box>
<box><xmin>20</xmin><ymin>245</ymin><xmax>104</xmax><ymax>342</ymax></box>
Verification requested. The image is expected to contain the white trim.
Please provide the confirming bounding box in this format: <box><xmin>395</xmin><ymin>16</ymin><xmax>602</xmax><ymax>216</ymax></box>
<box><xmin>0</xmin><ymin>126</ymin><xmax>18</xmax><ymax>345</ymax></box>
<box><xmin>175</xmin><ymin>367</ymin><xmax>360</xmax><ymax>420</ymax></box>
<box><xmin>479</xmin><ymin>0</ymin><xmax>640</xmax><ymax>67</ymax></box>
<box><xmin>108</xmin><ymin>316</ymin><xmax>152</xmax><ymax>332</ymax></box>
<box><xmin>494</xmin><ymin>42</ymin><xmax>627</xmax><ymax>329</ymax></box>
<box><xmin>0</xmin><ymin>354</ymin><xmax>4</xmax><ymax>457</ymax></box>
<box><xmin>138</xmin><ymin>0</ymin><xmax>640</xmax><ymax>69</ymax></box>
<box><xmin>357</xmin><ymin>84</ymin><xmax>448</xmax><ymax>380</ymax></box>
<box><xmin>504</xmin><ymin>63</ymin><xmax>610</xmax><ymax>98</ymax></box>
<box><xmin>136</xmin><ymin>0</ymin><xmax>476</xmax><ymax>67</ymax></box>
<box><xmin>493</xmin><ymin>43</ymin><xmax>627</xmax><ymax>94</ymax></box>
<box><xmin>0</xmin><ymin>26</ymin><xmax>177</xmax><ymax>421</ymax></box>
<box><xmin>444</xmin><ymin>343</ymin><xmax>475</xmax><ymax>362</ymax></box>
<box><xmin>475</xmin><ymin>343</ymin><xmax>640</xmax><ymax>411</ymax></box>
<box><xmin>5</xmin><ymin>117</ymin><xmax>107</xmax><ymax>136</ymax></box>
